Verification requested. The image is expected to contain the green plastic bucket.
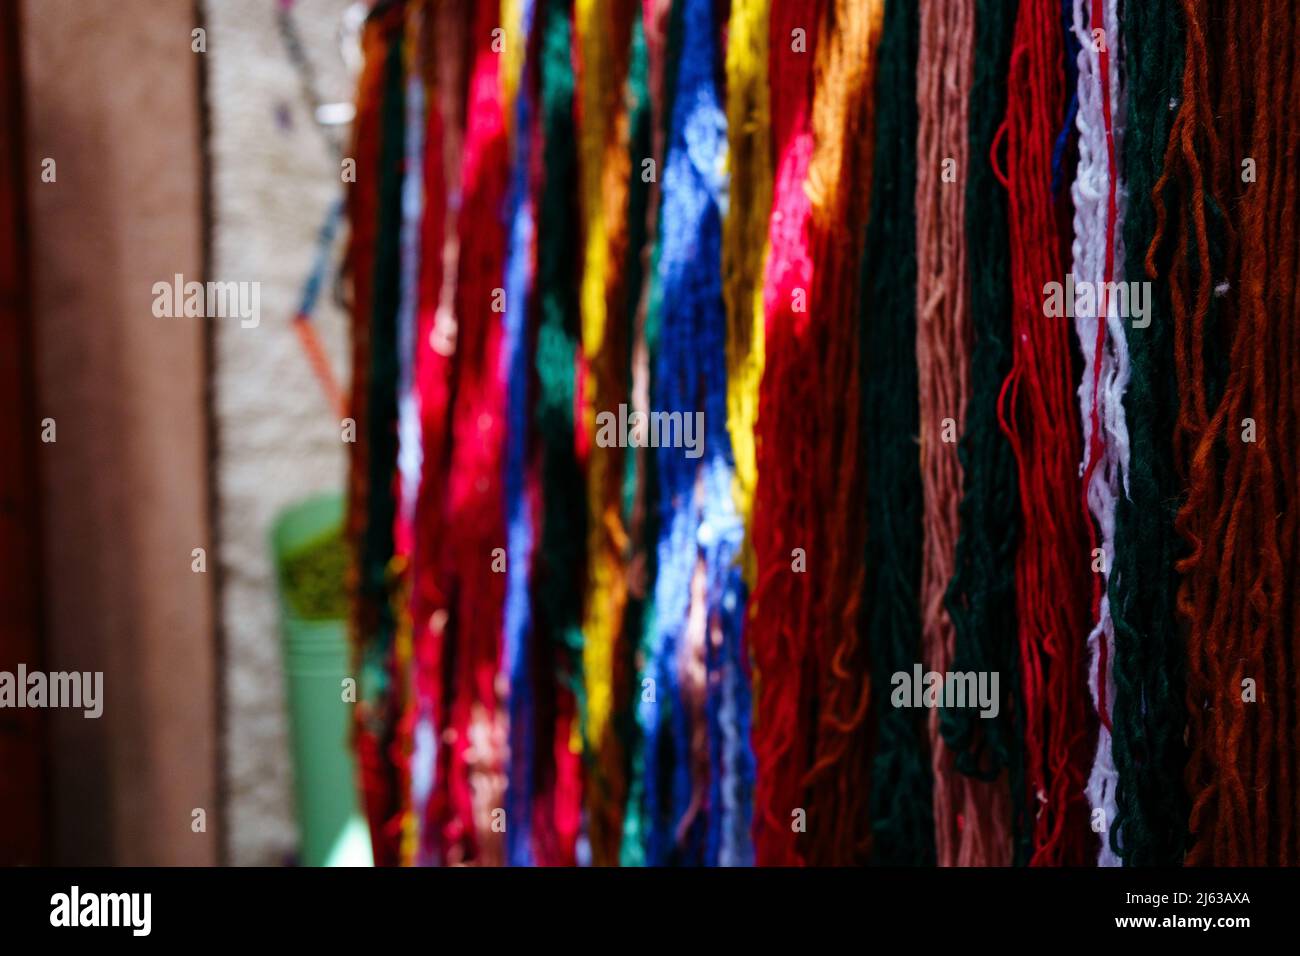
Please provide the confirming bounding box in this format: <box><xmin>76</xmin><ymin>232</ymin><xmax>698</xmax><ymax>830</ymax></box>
<box><xmin>272</xmin><ymin>493</ymin><xmax>372</xmax><ymax>867</ymax></box>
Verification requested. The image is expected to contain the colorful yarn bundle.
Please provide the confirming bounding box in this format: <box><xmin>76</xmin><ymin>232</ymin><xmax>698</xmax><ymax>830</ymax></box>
<box><xmin>343</xmin><ymin>0</ymin><xmax>1300</xmax><ymax>867</ymax></box>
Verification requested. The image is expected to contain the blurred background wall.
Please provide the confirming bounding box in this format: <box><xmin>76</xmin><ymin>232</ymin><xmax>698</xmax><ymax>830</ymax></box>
<box><xmin>3</xmin><ymin>0</ymin><xmax>357</xmax><ymax>865</ymax></box>
<box><xmin>204</xmin><ymin>0</ymin><xmax>354</xmax><ymax>867</ymax></box>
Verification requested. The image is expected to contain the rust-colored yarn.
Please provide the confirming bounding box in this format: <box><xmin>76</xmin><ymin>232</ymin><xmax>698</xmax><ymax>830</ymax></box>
<box><xmin>1161</xmin><ymin>0</ymin><xmax>1299</xmax><ymax>867</ymax></box>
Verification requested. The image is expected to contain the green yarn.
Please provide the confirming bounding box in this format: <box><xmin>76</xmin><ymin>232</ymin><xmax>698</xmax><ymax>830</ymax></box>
<box><xmin>940</xmin><ymin>0</ymin><xmax>1031</xmax><ymax>866</ymax></box>
<box><xmin>359</xmin><ymin>26</ymin><xmax>405</xmax><ymax>697</ymax></box>
<box><xmin>1107</xmin><ymin>0</ymin><xmax>1189</xmax><ymax>867</ymax></box>
<box><xmin>860</xmin><ymin>0</ymin><xmax>933</xmax><ymax>867</ymax></box>
<box><xmin>619</xmin><ymin>0</ymin><xmax>678</xmax><ymax>867</ymax></box>
<box><xmin>615</xmin><ymin>5</ymin><xmax>654</xmax><ymax>867</ymax></box>
<box><xmin>534</xmin><ymin>0</ymin><xmax>588</xmax><ymax>712</ymax></box>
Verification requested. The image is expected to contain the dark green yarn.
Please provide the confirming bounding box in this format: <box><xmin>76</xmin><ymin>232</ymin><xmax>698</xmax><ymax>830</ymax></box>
<box><xmin>620</xmin><ymin>0</ymin><xmax>681</xmax><ymax>867</ymax></box>
<box><xmin>1107</xmin><ymin>0</ymin><xmax>1189</xmax><ymax>867</ymax></box>
<box><xmin>359</xmin><ymin>27</ymin><xmax>405</xmax><ymax>698</ymax></box>
<box><xmin>940</xmin><ymin>0</ymin><xmax>1032</xmax><ymax>866</ymax></box>
<box><xmin>534</xmin><ymin>0</ymin><xmax>587</xmax><ymax>714</ymax></box>
<box><xmin>861</xmin><ymin>0</ymin><xmax>933</xmax><ymax>867</ymax></box>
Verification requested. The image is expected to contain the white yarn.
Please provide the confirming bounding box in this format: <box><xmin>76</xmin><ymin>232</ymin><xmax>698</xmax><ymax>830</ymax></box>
<box><xmin>1071</xmin><ymin>0</ymin><xmax>1128</xmax><ymax>868</ymax></box>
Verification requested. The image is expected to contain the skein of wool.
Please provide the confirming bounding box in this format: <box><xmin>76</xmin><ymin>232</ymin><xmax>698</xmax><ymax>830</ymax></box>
<box><xmin>1106</xmin><ymin>0</ymin><xmax>1186</xmax><ymax>868</ymax></box>
<box><xmin>439</xmin><ymin>0</ymin><xmax>512</xmax><ymax>866</ymax></box>
<box><xmin>1069</xmin><ymin>0</ymin><xmax>1128</xmax><ymax>868</ymax></box>
<box><xmin>500</xmin><ymin>0</ymin><xmax>540</xmax><ymax>869</ymax></box>
<box><xmin>997</xmin><ymin>0</ymin><xmax>1096</xmax><ymax>866</ymax></box>
<box><xmin>747</xmin><ymin>0</ymin><xmax>821</xmax><ymax>868</ymax></box>
<box><xmin>531</xmin><ymin>0</ymin><xmax>586</xmax><ymax>866</ymax></box>
<box><xmin>390</xmin><ymin>5</ymin><xmax>432</xmax><ymax>866</ymax></box>
<box><xmin>718</xmin><ymin>0</ymin><xmax>772</xmax><ymax>867</ymax></box>
<box><xmin>942</xmin><ymin>0</ymin><xmax>1030</xmax><ymax>867</ymax></box>
<box><xmin>409</xmin><ymin>0</ymin><xmax>475</xmax><ymax>867</ymax></box>
<box><xmin>345</xmin><ymin>4</ymin><xmax>392</xmax><ymax>866</ymax></box>
<box><xmin>722</xmin><ymin>0</ymin><xmax>771</xmax><ymax>590</ymax></box>
<box><xmin>358</xmin><ymin>11</ymin><xmax>408</xmax><ymax>867</ymax></box>
<box><xmin>620</xmin><ymin>0</ymin><xmax>673</xmax><ymax>868</ymax></box>
<box><xmin>799</xmin><ymin>0</ymin><xmax>883</xmax><ymax>868</ymax></box>
<box><xmin>642</xmin><ymin>0</ymin><xmax>745</xmax><ymax>866</ymax></box>
<box><xmin>1162</xmin><ymin>0</ymin><xmax>1298</xmax><ymax>866</ymax></box>
<box><xmin>914</xmin><ymin>0</ymin><xmax>1011</xmax><ymax>868</ymax></box>
<box><xmin>859</xmin><ymin>0</ymin><xmax>933</xmax><ymax>867</ymax></box>
<box><xmin>576</xmin><ymin>0</ymin><xmax>638</xmax><ymax>867</ymax></box>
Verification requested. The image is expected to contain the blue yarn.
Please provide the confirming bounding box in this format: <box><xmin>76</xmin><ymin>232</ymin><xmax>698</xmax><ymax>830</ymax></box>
<box><xmin>640</xmin><ymin>0</ymin><xmax>752</xmax><ymax>867</ymax></box>
<box><xmin>1051</xmin><ymin>0</ymin><xmax>1081</xmax><ymax>193</ymax></box>
<box><xmin>501</xmin><ymin>0</ymin><xmax>537</xmax><ymax>869</ymax></box>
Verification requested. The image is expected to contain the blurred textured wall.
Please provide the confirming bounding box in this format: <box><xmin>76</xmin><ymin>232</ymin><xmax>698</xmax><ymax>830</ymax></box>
<box><xmin>204</xmin><ymin>0</ymin><xmax>354</xmax><ymax>866</ymax></box>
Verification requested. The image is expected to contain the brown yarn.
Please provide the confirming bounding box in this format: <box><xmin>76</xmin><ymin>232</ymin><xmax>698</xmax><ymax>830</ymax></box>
<box><xmin>914</xmin><ymin>0</ymin><xmax>1011</xmax><ymax>868</ymax></box>
<box><xmin>1159</xmin><ymin>0</ymin><xmax>1299</xmax><ymax>866</ymax></box>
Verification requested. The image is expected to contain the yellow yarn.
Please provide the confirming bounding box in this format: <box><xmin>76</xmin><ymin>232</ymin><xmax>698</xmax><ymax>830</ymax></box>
<box><xmin>500</xmin><ymin>0</ymin><xmax>525</xmax><ymax>139</ymax></box>
<box><xmin>722</xmin><ymin>0</ymin><xmax>773</xmax><ymax>588</ymax></box>
<box><xmin>576</xmin><ymin>0</ymin><xmax>634</xmax><ymax>866</ymax></box>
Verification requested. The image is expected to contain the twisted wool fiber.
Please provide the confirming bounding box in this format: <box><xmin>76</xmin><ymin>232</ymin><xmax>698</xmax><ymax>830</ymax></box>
<box><xmin>613</xmin><ymin>8</ymin><xmax>653</xmax><ymax>854</ymax></box>
<box><xmin>345</xmin><ymin>8</ymin><xmax>393</xmax><ymax>865</ymax></box>
<box><xmin>715</xmin><ymin>0</ymin><xmax>771</xmax><ymax>868</ymax></box>
<box><xmin>722</xmin><ymin>0</ymin><xmax>772</xmax><ymax>593</ymax></box>
<box><xmin>747</xmin><ymin>0</ymin><xmax>820</xmax><ymax>867</ymax></box>
<box><xmin>997</xmin><ymin>0</ymin><xmax>1096</xmax><ymax>866</ymax></box>
<box><xmin>644</xmin><ymin>0</ymin><xmax>746</xmax><ymax>866</ymax></box>
<box><xmin>500</xmin><ymin>0</ymin><xmax>540</xmax><ymax>868</ymax></box>
<box><xmin>1068</xmin><ymin>0</ymin><xmax>1127</xmax><ymax>868</ymax></box>
<box><xmin>391</xmin><ymin>6</ymin><xmax>431</xmax><ymax>866</ymax></box>
<box><xmin>357</xmin><ymin>14</ymin><xmax>409</xmax><ymax>867</ymax></box>
<box><xmin>406</xmin><ymin>0</ymin><xmax>469</xmax><ymax>866</ymax></box>
<box><xmin>1158</xmin><ymin>0</ymin><xmax>1248</xmax><ymax>867</ymax></box>
<box><xmin>530</xmin><ymin>0</ymin><xmax>586</xmax><ymax>866</ymax></box>
<box><xmin>909</xmin><ymin>0</ymin><xmax>1008</xmax><ymax>868</ymax></box>
<box><xmin>1105</xmin><ymin>0</ymin><xmax>1187</xmax><ymax>869</ymax></box>
<box><xmin>859</xmin><ymin>0</ymin><xmax>933</xmax><ymax>866</ymax></box>
<box><xmin>797</xmin><ymin>0</ymin><xmax>883</xmax><ymax>868</ymax></box>
<box><xmin>914</xmin><ymin>0</ymin><xmax>1011</xmax><ymax>868</ymax></box>
<box><xmin>942</xmin><ymin>0</ymin><xmax>1031</xmax><ymax>867</ymax></box>
<box><xmin>410</xmin><ymin>0</ymin><xmax>468</xmax><ymax>867</ymax></box>
<box><xmin>575</xmin><ymin>0</ymin><xmax>637</xmax><ymax>868</ymax></box>
<box><xmin>715</xmin><ymin>0</ymin><xmax>771</xmax><ymax>866</ymax></box>
<box><xmin>621</xmin><ymin>0</ymin><xmax>674</xmax><ymax>867</ymax></box>
<box><xmin>440</xmin><ymin>0</ymin><xmax>512</xmax><ymax>867</ymax></box>
<box><xmin>1162</xmin><ymin>0</ymin><xmax>1298</xmax><ymax>866</ymax></box>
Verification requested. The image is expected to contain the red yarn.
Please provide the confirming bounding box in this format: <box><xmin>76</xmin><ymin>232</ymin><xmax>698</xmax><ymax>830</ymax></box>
<box><xmin>748</xmin><ymin>0</ymin><xmax>821</xmax><ymax>867</ymax></box>
<box><xmin>994</xmin><ymin>0</ymin><xmax>1097</xmax><ymax>866</ymax></box>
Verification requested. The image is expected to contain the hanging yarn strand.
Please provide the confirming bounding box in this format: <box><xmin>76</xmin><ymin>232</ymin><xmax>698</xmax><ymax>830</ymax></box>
<box><xmin>531</xmin><ymin>0</ymin><xmax>587</xmax><ymax>867</ymax></box>
<box><xmin>1163</xmin><ymin>0</ymin><xmax>1298</xmax><ymax>866</ymax></box>
<box><xmin>748</xmin><ymin>0</ymin><xmax>821</xmax><ymax>868</ymax></box>
<box><xmin>915</xmin><ymin>0</ymin><xmax>1013</xmax><ymax>868</ymax></box>
<box><xmin>859</xmin><ymin>0</ymin><xmax>933</xmax><ymax>867</ymax></box>
<box><xmin>575</xmin><ymin>0</ymin><xmax>639</xmax><ymax>868</ymax></box>
<box><xmin>1106</xmin><ymin>0</ymin><xmax>1188</xmax><ymax>869</ymax></box>
<box><xmin>1069</xmin><ymin>0</ymin><xmax>1128</xmax><ymax>868</ymax></box>
<box><xmin>942</xmin><ymin>0</ymin><xmax>1031</xmax><ymax>868</ymax></box>
<box><xmin>799</xmin><ymin>0</ymin><xmax>884</xmax><ymax>868</ymax></box>
<box><xmin>997</xmin><ymin>0</ymin><xmax>1096</xmax><ymax>866</ymax></box>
